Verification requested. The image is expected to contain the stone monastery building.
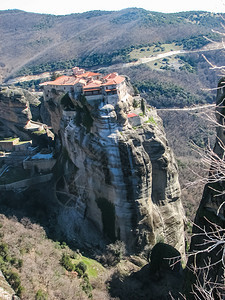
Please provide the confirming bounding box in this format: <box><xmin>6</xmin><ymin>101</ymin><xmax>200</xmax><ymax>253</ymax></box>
<box><xmin>41</xmin><ymin>67</ymin><xmax>128</xmax><ymax>106</ymax></box>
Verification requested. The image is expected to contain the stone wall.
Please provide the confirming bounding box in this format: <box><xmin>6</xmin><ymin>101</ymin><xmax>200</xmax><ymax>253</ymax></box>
<box><xmin>0</xmin><ymin>138</ymin><xmax>19</xmax><ymax>151</ymax></box>
<box><xmin>23</xmin><ymin>159</ymin><xmax>56</xmax><ymax>172</ymax></box>
<box><xmin>0</xmin><ymin>173</ymin><xmax>53</xmax><ymax>191</ymax></box>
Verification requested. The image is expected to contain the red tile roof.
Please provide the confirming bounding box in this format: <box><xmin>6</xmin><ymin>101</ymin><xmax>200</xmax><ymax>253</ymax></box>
<box><xmin>127</xmin><ymin>113</ymin><xmax>138</xmax><ymax>118</ymax></box>
<box><xmin>83</xmin><ymin>80</ymin><xmax>102</xmax><ymax>90</ymax></box>
<box><xmin>103</xmin><ymin>72</ymin><xmax>118</xmax><ymax>80</ymax></box>
<box><xmin>40</xmin><ymin>75</ymin><xmax>88</xmax><ymax>86</ymax></box>
<box><xmin>102</xmin><ymin>75</ymin><xmax>125</xmax><ymax>86</ymax></box>
<box><xmin>40</xmin><ymin>69</ymin><xmax>125</xmax><ymax>90</ymax></box>
<box><xmin>40</xmin><ymin>75</ymin><xmax>80</xmax><ymax>86</ymax></box>
<box><xmin>77</xmin><ymin>72</ymin><xmax>101</xmax><ymax>78</ymax></box>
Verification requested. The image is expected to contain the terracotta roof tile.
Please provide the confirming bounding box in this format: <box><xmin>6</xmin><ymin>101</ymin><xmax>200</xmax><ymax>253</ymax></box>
<box><xmin>40</xmin><ymin>69</ymin><xmax>124</xmax><ymax>89</ymax></box>
<box><xmin>40</xmin><ymin>75</ymin><xmax>86</xmax><ymax>86</ymax></box>
<box><xmin>77</xmin><ymin>72</ymin><xmax>101</xmax><ymax>78</ymax></box>
<box><xmin>127</xmin><ymin>113</ymin><xmax>138</xmax><ymax>118</ymax></box>
<box><xmin>83</xmin><ymin>80</ymin><xmax>102</xmax><ymax>89</ymax></box>
<box><xmin>103</xmin><ymin>72</ymin><xmax>118</xmax><ymax>80</ymax></box>
<box><xmin>102</xmin><ymin>75</ymin><xmax>125</xmax><ymax>86</ymax></box>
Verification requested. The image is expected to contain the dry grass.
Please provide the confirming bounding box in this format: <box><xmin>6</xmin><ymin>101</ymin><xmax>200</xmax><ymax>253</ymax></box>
<box><xmin>129</xmin><ymin>42</ymin><xmax>183</xmax><ymax>60</ymax></box>
<box><xmin>0</xmin><ymin>214</ymin><xmax>112</xmax><ymax>299</ymax></box>
<box><xmin>0</xmin><ymin>9</ymin><xmax>217</xmax><ymax>82</ymax></box>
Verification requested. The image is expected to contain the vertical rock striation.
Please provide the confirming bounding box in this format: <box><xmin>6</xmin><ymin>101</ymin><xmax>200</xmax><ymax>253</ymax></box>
<box><xmin>43</xmin><ymin>77</ymin><xmax>185</xmax><ymax>254</ymax></box>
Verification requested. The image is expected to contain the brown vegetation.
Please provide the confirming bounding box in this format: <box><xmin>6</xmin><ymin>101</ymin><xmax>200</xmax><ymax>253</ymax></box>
<box><xmin>158</xmin><ymin>107</ymin><xmax>216</xmax><ymax>219</ymax></box>
<box><xmin>0</xmin><ymin>214</ymin><xmax>96</xmax><ymax>299</ymax></box>
<box><xmin>0</xmin><ymin>9</ymin><xmax>222</xmax><ymax>82</ymax></box>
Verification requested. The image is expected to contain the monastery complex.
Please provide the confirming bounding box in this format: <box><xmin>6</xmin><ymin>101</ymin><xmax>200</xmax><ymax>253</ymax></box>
<box><xmin>41</xmin><ymin>67</ymin><xmax>129</xmax><ymax>106</ymax></box>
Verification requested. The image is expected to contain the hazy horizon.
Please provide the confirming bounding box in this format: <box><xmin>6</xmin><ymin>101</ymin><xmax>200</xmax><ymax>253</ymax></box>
<box><xmin>0</xmin><ymin>0</ymin><xmax>224</xmax><ymax>16</ymax></box>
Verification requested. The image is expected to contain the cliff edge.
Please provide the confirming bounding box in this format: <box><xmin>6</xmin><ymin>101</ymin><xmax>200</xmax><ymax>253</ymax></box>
<box><xmin>42</xmin><ymin>68</ymin><xmax>185</xmax><ymax>254</ymax></box>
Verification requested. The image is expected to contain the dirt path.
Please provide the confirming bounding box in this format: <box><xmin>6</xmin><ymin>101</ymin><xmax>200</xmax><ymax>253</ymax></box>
<box><xmin>6</xmin><ymin>72</ymin><xmax>52</xmax><ymax>85</ymax></box>
<box><xmin>122</xmin><ymin>42</ymin><xmax>224</xmax><ymax>68</ymax></box>
<box><xmin>157</xmin><ymin>103</ymin><xmax>215</xmax><ymax>112</ymax></box>
<box><xmin>123</xmin><ymin>49</ymin><xmax>189</xmax><ymax>67</ymax></box>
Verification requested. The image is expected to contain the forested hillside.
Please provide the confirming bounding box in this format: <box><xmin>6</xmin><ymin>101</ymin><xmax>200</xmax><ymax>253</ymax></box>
<box><xmin>0</xmin><ymin>8</ymin><xmax>224</xmax><ymax>108</ymax></box>
<box><xmin>0</xmin><ymin>8</ymin><xmax>223</xmax><ymax>299</ymax></box>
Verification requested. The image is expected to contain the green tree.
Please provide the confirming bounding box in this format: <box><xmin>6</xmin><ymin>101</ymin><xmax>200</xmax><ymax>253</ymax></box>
<box><xmin>76</xmin><ymin>261</ymin><xmax>87</xmax><ymax>273</ymax></box>
<box><xmin>60</xmin><ymin>254</ymin><xmax>74</xmax><ymax>271</ymax></box>
<box><xmin>141</xmin><ymin>98</ymin><xmax>146</xmax><ymax>115</ymax></box>
<box><xmin>50</xmin><ymin>71</ymin><xmax>60</xmax><ymax>81</ymax></box>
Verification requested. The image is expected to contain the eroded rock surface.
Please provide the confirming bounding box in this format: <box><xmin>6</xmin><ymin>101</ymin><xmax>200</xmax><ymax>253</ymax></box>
<box><xmin>43</xmin><ymin>80</ymin><xmax>185</xmax><ymax>254</ymax></box>
<box><xmin>0</xmin><ymin>86</ymin><xmax>41</xmax><ymax>139</ymax></box>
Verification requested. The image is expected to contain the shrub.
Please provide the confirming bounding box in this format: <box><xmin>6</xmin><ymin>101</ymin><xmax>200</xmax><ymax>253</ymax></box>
<box><xmin>76</xmin><ymin>261</ymin><xmax>87</xmax><ymax>273</ymax></box>
<box><xmin>60</xmin><ymin>241</ymin><xmax>67</xmax><ymax>249</ymax></box>
<box><xmin>0</xmin><ymin>242</ymin><xmax>8</xmax><ymax>258</ymax></box>
<box><xmin>133</xmin><ymin>85</ymin><xmax>139</xmax><ymax>97</ymax></box>
<box><xmin>15</xmin><ymin>258</ymin><xmax>23</xmax><ymax>269</ymax></box>
<box><xmin>17</xmin><ymin>285</ymin><xmax>25</xmax><ymax>297</ymax></box>
<box><xmin>5</xmin><ymin>270</ymin><xmax>24</xmax><ymax>296</ymax></box>
<box><xmin>60</xmin><ymin>254</ymin><xmax>74</xmax><ymax>271</ymax></box>
<box><xmin>70</xmin><ymin>252</ymin><xmax>78</xmax><ymax>259</ymax></box>
<box><xmin>104</xmin><ymin>241</ymin><xmax>126</xmax><ymax>265</ymax></box>
<box><xmin>75</xmin><ymin>267</ymin><xmax>84</xmax><ymax>277</ymax></box>
<box><xmin>133</xmin><ymin>98</ymin><xmax>139</xmax><ymax>107</ymax></box>
<box><xmin>35</xmin><ymin>289</ymin><xmax>48</xmax><ymax>300</ymax></box>
<box><xmin>82</xmin><ymin>275</ymin><xmax>93</xmax><ymax>298</ymax></box>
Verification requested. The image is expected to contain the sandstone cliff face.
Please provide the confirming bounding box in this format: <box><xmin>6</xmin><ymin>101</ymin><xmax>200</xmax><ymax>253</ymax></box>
<box><xmin>189</xmin><ymin>78</ymin><xmax>225</xmax><ymax>293</ymax></box>
<box><xmin>0</xmin><ymin>87</ymin><xmax>40</xmax><ymax>139</ymax></box>
<box><xmin>44</xmin><ymin>82</ymin><xmax>185</xmax><ymax>254</ymax></box>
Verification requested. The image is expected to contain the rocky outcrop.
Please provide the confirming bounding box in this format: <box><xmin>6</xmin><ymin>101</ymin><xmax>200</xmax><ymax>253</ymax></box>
<box><xmin>188</xmin><ymin>78</ymin><xmax>225</xmax><ymax>297</ymax></box>
<box><xmin>0</xmin><ymin>87</ymin><xmax>41</xmax><ymax>139</ymax></box>
<box><xmin>43</xmin><ymin>80</ymin><xmax>185</xmax><ymax>255</ymax></box>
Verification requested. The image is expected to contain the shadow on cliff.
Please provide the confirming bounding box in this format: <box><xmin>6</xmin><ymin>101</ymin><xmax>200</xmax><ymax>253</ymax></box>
<box><xmin>108</xmin><ymin>263</ymin><xmax>184</xmax><ymax>300</ymax></box>
<box><xmin>0</xmin><ymin>183</ymin><xmax>67</xmax><ymax>245</ymax></box>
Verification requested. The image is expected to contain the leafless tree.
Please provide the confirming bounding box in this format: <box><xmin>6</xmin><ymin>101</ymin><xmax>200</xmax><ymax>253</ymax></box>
<box><xmin>180</xmin><ymin>19</ymin><xmax>225</xmax><ymax>299</ymax></box>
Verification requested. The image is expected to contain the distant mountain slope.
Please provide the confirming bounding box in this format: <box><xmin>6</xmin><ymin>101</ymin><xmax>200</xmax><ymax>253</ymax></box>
<box><xmin>0</xmin><ymin>8</ymin><xmax>223</xmax><ymax>81</ymax></box>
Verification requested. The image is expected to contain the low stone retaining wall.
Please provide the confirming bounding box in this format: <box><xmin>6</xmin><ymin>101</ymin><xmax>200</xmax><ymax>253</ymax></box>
<box><xmin>0</xmin><ymin>173</ymin><xmax>53</xmax><ymax>191</ymax></box>
<box><xmin>23</xmin><ymin>159</ymin><xmax>56</xmax><ymax>172</ymax></box>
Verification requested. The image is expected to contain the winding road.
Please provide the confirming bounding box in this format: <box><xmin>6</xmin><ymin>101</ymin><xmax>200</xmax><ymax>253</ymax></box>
<box><xmin>6</xmin><ymin>41</ymin><xmax>224</xmax><ymax>85</ymax></box>
<box><xmin>157</xmin><ymin>103</ymin><xmax>215</xmax><ymax>112</ymax></box>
